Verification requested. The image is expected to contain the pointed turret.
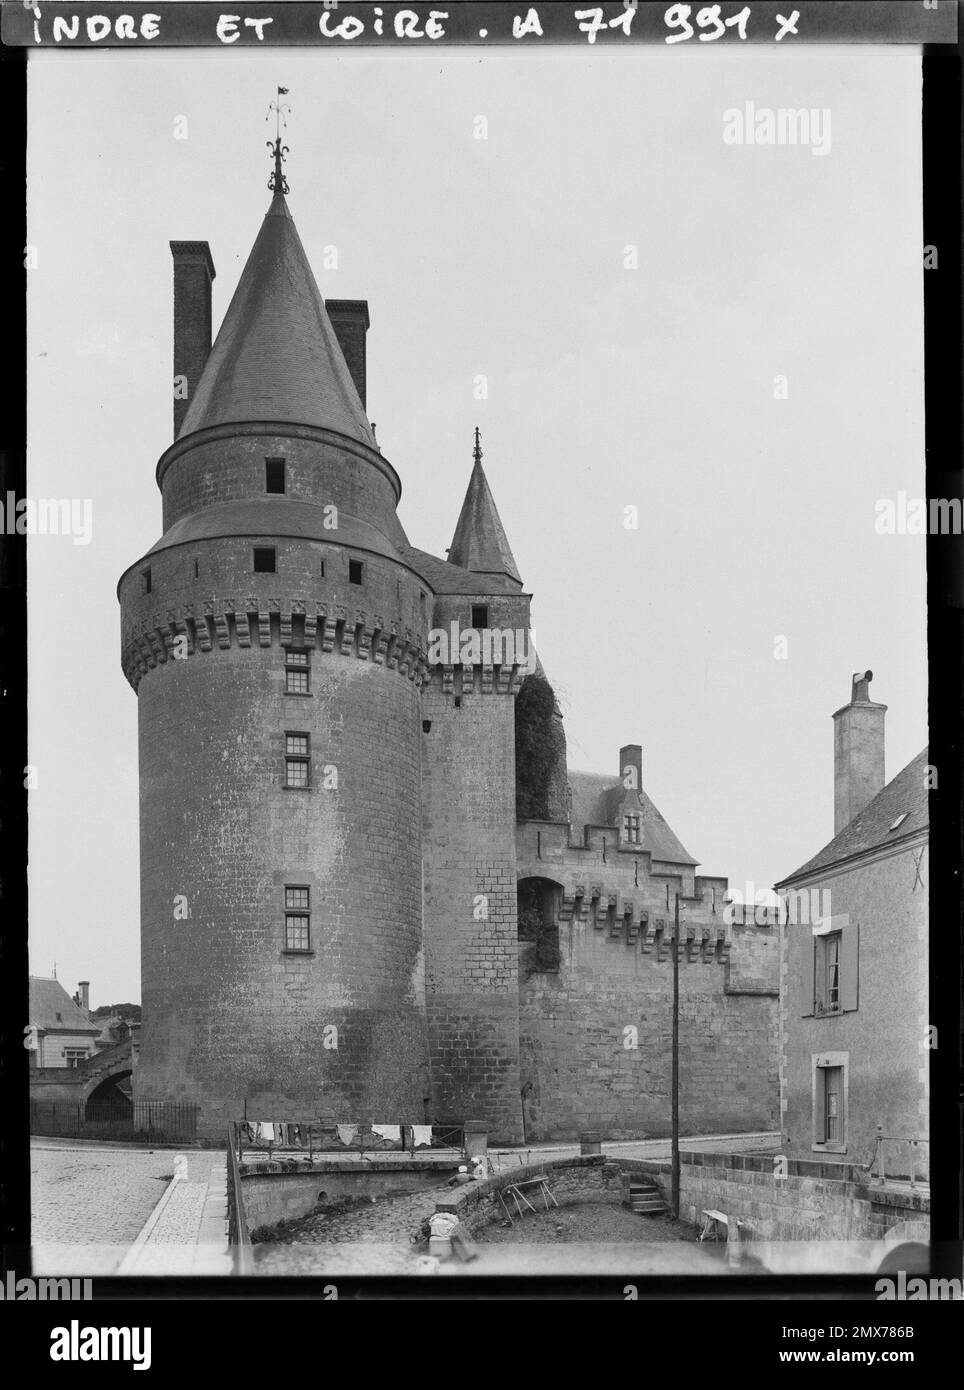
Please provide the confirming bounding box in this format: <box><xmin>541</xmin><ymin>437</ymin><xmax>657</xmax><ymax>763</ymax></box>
<box><xmin>448</xmin><ymin>429</ymin><xmax>523</xmax><ymax>585</ymax></box>
<box><xmin>178</xmin><ymin>138</ymin><xmax>375</xmax><ymax>447</ymax></box>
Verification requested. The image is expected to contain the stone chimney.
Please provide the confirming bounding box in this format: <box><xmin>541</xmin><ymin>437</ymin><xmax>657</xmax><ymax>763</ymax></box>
<box><xmin>325</xmin><ymin>300</ymin><xmax>369</xmax><ymax>408</ymax></box>
<box><xmin>75</xmin><ymin>980</ymin><xmax>90</xmax><ymax>1012</ymax></box>
<box><xmin>619</xmin><ymin>744</ymin><xmax>643</xmax><ymax>792</ymax></box>
<box><xmin>832</xmin><ymin>671</ymin><xmax>886</xmax><ymax>833</ymax></box>
<box><xmin>170</xmin><ymin>241</ymin><xmax>216</xmax><ymax>438</ymax></box>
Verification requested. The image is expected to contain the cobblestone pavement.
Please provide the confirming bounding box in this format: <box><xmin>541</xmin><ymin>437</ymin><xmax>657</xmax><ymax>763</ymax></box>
<box><xmin>30</xmin><ymin>1140</ymin><xmax>217</xmax><ymax>1276</ymax></box>
<box><xmin>254</xmin><ymin>1190</ymin><xmax>440</xmax><ymax>1275</ymax></box>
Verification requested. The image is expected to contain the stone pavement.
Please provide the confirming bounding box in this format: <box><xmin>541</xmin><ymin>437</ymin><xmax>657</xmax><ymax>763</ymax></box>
<box><xmin>30</xmin><ymin>1140</ymin><xmax>227</xmax><ymax>1277</ymax></box>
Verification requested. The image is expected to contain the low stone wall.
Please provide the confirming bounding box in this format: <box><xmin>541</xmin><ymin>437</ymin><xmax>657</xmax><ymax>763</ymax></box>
<box><xmin>436</xmin><ymin>1155</ymin><xmax>638</xmax><ymax>1235</ymax></box>
<box><xmin>241</xmin><ymin>1159</ymin><xmax>460</xmax><ymax>1233</ymax></box>
<box><xmin>651</xmin><ymin>1151</ymin><xmax>929</xmax><ymax>1243</ymax></box>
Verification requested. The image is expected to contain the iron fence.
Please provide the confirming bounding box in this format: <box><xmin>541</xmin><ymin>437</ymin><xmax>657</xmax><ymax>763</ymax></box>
<box><xmin>30</xmin><ymin>1098</ymin><xmax>199</xmax><ymax>1143</ymax></box>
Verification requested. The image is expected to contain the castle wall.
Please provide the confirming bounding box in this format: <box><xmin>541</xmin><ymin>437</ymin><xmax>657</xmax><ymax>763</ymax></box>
<box><xmin>420</xmin><ymin>660</ymin><xmax>526</xmax><ymax>1144</ymax></box>
<box><xmin>516</xmin><ymin>823</ymin><xmax>779</xmax><ymax>1141</ymax></box>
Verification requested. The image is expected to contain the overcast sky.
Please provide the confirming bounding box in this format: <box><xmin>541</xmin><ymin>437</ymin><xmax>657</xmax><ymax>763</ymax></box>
<box><xmin>27</xmin><ymin>45</ymin><xmax>925</xmax><ymax>1006</ymax></box>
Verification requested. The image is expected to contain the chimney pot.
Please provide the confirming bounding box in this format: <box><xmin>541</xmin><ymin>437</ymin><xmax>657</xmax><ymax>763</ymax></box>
<box><xmin>76</xmin><ymin>980</ymin><xmax>90</xmax><ymax>1012</ymax></box>
<box><xmin>619</xmin><ymin>744</ymin><xmax>643</xmax><ymax>792</ymax></box>
<box><xmin>833</xmin><ymin>673</ymin><xmax>886</xmax><ymax>833</ymax></box>
<box><xmin>170</xmin><ymin>241</ymin><xmax>216</xmax><ymax>439</ymax></box>
<box><xmin>325</xmin><ymin>299</ymin><xmax>370</xmax><ymax>409</ymax></box>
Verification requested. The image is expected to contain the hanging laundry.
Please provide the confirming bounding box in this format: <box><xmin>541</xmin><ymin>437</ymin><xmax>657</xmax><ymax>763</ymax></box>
<box><xmin>372</xmin><ymin>1124</ymin><xmax>402</xmax><ymax>1144</ymax></box>
<box><xmin>336</xmin><ymin>1124</ymin><xmax>358</xmax><ymax>1147</ymax></box>
<box><xmin>411</xmin><ymin>1125</ymin><xmax>433</xmax><ymax>1148</ymax></box>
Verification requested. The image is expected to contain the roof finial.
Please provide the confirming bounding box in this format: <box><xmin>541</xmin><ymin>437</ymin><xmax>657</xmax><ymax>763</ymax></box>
<box><xmin>473</xmin><ymin>425</ymin><xmax>483</xmax><ymax>468</ymax></box>
<box><xmin>266</xmin><ymin>87</ymin><xmax>291</xmax><ymax>195</ymax></box>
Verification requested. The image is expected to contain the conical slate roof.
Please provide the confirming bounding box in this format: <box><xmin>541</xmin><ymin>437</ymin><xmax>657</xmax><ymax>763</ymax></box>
<box><xmin>178</xmin><ymin>191</ymin><xmax>376</xmax><ymax>446</ymax></box>
<box><xmin>448</xmin><ymin>454</ymin><xmax>522</xmax><ymax>585</ymax></box>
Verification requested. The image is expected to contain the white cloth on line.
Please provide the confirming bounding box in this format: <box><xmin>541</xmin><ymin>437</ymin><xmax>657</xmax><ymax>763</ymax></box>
<box><xmin>336</xmin><ymin>1124</ymin><xmax>358</xmax><ymax>1146</ymax></box>
<box><xmin>411</xmin><ymin>1125</ymin><xmax>433</xmax><ymax>1148</ymax></box>
<box><xmin>372</xmin><ymin>1124</ymin><xmax>402</xmax><ymax>1143</ymax></box>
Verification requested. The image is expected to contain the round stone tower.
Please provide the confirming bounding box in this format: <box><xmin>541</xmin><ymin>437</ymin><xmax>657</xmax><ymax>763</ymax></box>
<box><xmin>118</xmin><ymin>153</ymin><xmax>431</xmax><ymax>1134</ymax></box>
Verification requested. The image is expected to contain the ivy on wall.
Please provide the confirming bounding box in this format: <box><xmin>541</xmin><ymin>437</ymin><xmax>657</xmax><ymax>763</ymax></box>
<box><xmin>515</xmin><ymin>673</ymin><xmax>559</xmax><ymax>821</ymax></box>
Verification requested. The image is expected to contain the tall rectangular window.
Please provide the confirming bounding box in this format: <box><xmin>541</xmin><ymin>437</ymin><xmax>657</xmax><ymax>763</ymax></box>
<box><xmin>622</xmin><ymin>814</ymin><xmax>641</xmax><ymax>845</ymax></box>
<box><xmin>349</xmin><ymin>558</ymin><xmax>364</xmax><ymax>585</ymax></box>
<box><xmin>823</xmin><ymin>1066</ymin><xmax>842</xmax><ymax>1143</ymax></box>
<box><xmin>141</xmin><ymin>567</ymin><xmax>152</xmax><ymax>595</ymax></box>
<box><xmin>285</xmin><ymin>649</ymin><xmax>310</xmax><ymax>695</ymax></box>
<box><xmin>265</xmin><ymin>458</ymin><xmax>286</xmax><ymax>494</ymax></box>
<box><xmin>816</xmin><ymin>931</ymin><xmax>842</xmax><ymax>1012</ymax></box>
<box><xmin>285</xmin><ymin>886</ymin><xmax>311</xmax><ymax>952</ymax></box>
<box><xmin>285</xmin><ymin>733</ymin><xmax>310</xmax><ymax>788</ymax></box>
<box><xmin>254</xmin><ymin>546</ymin><xmax>276</xmax><ymax>574</ymax></box>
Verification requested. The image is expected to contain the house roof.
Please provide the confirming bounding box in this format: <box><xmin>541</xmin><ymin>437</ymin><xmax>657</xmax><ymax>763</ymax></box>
<box><xmin>28</xmin><ymin>977</ymin><xmax>100</xmax><ymax>1034</ymax></box>
<box><xmin>776</xmin><ymin>747</ymin><xmax>929</xmax><ymax>887</ymax></box>
<box><xmin>567</xmin><ymin>771</ymin><xmax>698</xmax><ymax>866</ymax></box>
<box><xmin>447</xmin><ymin>456</ymin><xmax>523</xmax><ymax>586</ymax></box>
<box><xmin>178</xmin><ymin>190</ymin><xmax>376</xmax><ymax>447</ymax></box>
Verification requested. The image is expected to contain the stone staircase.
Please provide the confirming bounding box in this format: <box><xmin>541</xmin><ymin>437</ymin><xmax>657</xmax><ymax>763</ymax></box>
<box><xmin>625</xmin><ymin>1175</ymin><xmax>667</xmax><ymax>1216</ymax></box>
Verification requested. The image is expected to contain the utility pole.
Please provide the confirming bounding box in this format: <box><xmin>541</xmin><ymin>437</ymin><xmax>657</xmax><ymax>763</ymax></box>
<box><xmin>671</xmin><ymin>890</ymin><xmax>680</xmax><ymax>1220</ymax></box>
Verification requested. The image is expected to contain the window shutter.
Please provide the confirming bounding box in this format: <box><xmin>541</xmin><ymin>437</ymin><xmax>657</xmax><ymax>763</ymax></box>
<box><xmin>840</xmin><ymin>919</ymin><xmax>859</xmax><ymax>1012</ymax></box>
<box><xmin>800</xmin><ymin>932</ymin><xmax>816</xmax><ymax>1016</ymax></box>
<box><xmin>813</xmin><ymin>1063</ymin><xmax>826</xmax><ymax>1145</ymax></box>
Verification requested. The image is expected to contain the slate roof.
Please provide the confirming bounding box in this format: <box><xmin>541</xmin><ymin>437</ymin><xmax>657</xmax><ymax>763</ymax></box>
<box><xmin>447</xmin><ymin>457</ymin><xmax>523</xmax><ymax>586</ymax></box>
<box><xmin>178</xmin><ymin>191</ymin><xmax>376</xmax><ymax>447</ymax></box>
<box><xmin>399</xmin><ymin>544</ymin><xmax>525</xmax><ymax>597</ymax></box>
<box><xmin>567</xmin><ymin>770</ymin><xmax>699</xmax><ymax>866</ymax></box>
<box><xmin>776</xmin><ymin>747</ymin><xmax>929</xmax><ymax>887</ymax></box>
<box><xmin>29</xmin><ymin>977</ymin><xmax>100</xmax><ymax>1034</ymax></box>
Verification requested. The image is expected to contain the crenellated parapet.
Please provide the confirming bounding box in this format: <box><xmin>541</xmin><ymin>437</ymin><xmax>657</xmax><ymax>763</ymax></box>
<box><xmin>121</xmin><ymin>598</ymin><xmax>431</xmax><ymax>692</ymax></box>
<box><xmin>554</xmin><ymin>883</ymin><xmax>732</xmax><ymax>965</ymax></box>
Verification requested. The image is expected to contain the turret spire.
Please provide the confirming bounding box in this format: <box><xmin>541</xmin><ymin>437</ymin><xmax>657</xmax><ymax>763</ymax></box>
<box><xmin>448</xmin><ymin>427</ymin><xmax>523</xmax><ymax>586</ymax></box>
<box><xmin>266</xmin><ymin>88</ymin><xmax>291</xmax><ymax>195</ymax></box>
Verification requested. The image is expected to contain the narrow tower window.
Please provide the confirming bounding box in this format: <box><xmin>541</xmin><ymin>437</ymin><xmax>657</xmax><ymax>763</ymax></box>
<box><xmin>284</xmin><ymin>733</ymin><xmax>311</xmax><ymax>788</ymax></box>
<box><xmin>285</xmin><ymin>648</ymin><xmax>310</xmax><ymax>695</ymax></box>
<box><xmin>284</xmin><ymin>886</ymin><xmax>311</xmax><ymax>952</ymax></box>
<box><xmin>254</xmin><ymin>546</ymin><xmax>276</xmax><ymax>574</ymax></box>
<box><xmin>265</xmin><ymin>458</ymin><xmax>286</xmax><ymax>494</ymax></box>
<box><xmin>471</xmin><ymin>604</ymin><xmax>488</xmax><ymax>629</ymax></box>
<box><xmin>349</xmin><ymin>559</ymin><xmax>364</xmax><ymax>585</ymax></box>
<box><xmin>141</xmin><ymin>567</ymin><xmax>152</xmax><ymax>595</ymax></box>
<box><xmin>319</xmin><ymin>558</ymin><xmax>326</xmax><ymax>578</ymax></box>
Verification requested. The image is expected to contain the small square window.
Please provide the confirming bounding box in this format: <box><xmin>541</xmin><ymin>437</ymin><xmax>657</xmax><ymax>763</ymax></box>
<box><xmin>349</xmin><ymin>559</ymin><xmax>364</xmax><ymax>585</ymax></box>
<box><xmin>254</xmin><ymin>547</ymin><xmax>276</xmax><ymax>574</ymax></box>
<box><xmin>471</xmin><ymin>605</ymin><xmax>489</xmax><ymax>628</ymax></box>
<box><xmin>266</xmin><ymin>458</ymin><xmax>286</xmax><ymax>494</ymax></box>
<box><xmin>285</xmin><ymin>886</ymin><xmax>310</xmax><ymax>911</ymax></box>
<box><xmin>141</xmin><ymin>567</ymin><xmax>152</xmax><ymax>595</ymax></box>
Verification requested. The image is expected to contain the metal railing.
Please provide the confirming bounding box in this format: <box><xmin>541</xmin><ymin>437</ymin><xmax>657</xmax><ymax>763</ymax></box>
<box><xmin>235</xmin><ymin>1121</ymin><xmax>465</xmax><ymax>1162</ymax></box>
<box><xmin>226</xmin><ymin>1122</ymin><xmax>253</xmax><ymax>1273</ymax></box>
<box><xmin>867</xmin><ymin>1129</ymin><xmax>930</xmax><ymax>1190</ymax></box>
<box><xmin>30</xmin><ymin>1098</ymin><xmax>198</xmax><ymax>1143</ymax></box>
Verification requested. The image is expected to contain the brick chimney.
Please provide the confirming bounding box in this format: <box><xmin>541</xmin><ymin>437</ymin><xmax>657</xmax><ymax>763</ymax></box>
<box><xmin>170</xmin><ymin>241</ymin><xmax>216</xmax><ymax>438</ymax></box>
<box><xmin>75</xmin><ymin>980</ymin><xmax>90</xmax><ymax>1012</ymax></box>
<box><xmin>832</xmin><ymin>671</ymin><xmax>886</xmax><ymax>833</ymax></box>
<box><xmin>619</xmin><ymin>744</ymin><xmax>643</xmax><ymax>792</ymax></box>
<box><xmin>325</xmin><ymin>300</ymin><xmax>369</xmax><ymax>408</ymax></box>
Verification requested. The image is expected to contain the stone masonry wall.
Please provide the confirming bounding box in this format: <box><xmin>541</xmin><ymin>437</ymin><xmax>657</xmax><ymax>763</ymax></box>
<box><xmin>515</xmin><ymin>825</ymin><xmax>779</xmax><ymax>1140</ymax></box>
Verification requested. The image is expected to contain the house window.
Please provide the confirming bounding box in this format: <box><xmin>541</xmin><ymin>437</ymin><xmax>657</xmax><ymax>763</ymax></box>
<box><xmin>284</xmin><ymin>733</ymin><xmax>310</xmax><ymax>788</ymax></box>
<box><xmin>823</xmin><ymin>1067</ymin><xmax>842</xmax><ymax>1144</ymax></box>
<box><xmin>349</xmin><ymin>559</ymin><xmax>364</xmax><ymax>585</ymax></box>
<box><xmin>285</xmin><ymin>649</ymin><xmax>310</xmax><ymax>695</ymax></box>
<box><xmin>254</xmin><ymin>546</ymin><xmax>276</xmax><ymax>574</ymax></box>
<box><xmin>141</xmin><ymin>567</ymin><xmax>152</xmax><ymax>595</ymax></box>
<box><xmin>622</xmin><ymin>814</ymin><xmax>641</xmax><ymax>845</ymax></box>
<box><xmin>284</xmin><ymin>886</ymin><xmax>311</xmax><ymax>952</ymax></box>
<box><xmin>64</xmin><ymin>1049</ymin><xmax>88</xmax><ymax>1068</ymax></box>
<box><xmin>472</xmin><ymin>604</ymin><xmax>489</xmax><ymax>628</ymax></box>
<box><xmin>266</xmin><ymin>458</ymin><xmax>286</xmax><ymax>494</ymax></box>
<box><xmin>816</xmin><ymin>932</ymin><xmax>842</xmax><ymax>1013</ymax></box>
